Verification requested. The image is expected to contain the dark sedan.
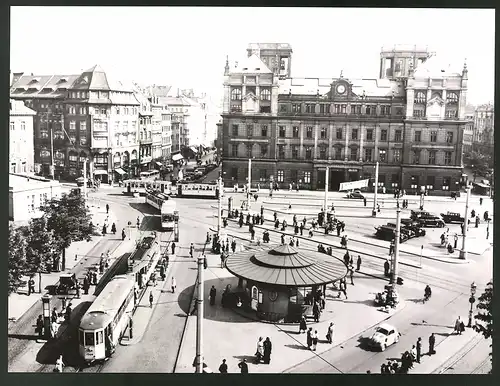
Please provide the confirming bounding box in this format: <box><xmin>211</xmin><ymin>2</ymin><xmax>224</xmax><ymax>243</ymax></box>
<box><xmin>346</xmin><ymin>191</ymin><xmax>365</xmax><ymax>199</ymax></box>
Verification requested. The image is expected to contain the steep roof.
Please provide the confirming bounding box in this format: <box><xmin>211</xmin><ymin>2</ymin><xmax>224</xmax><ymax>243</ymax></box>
<box><xmin>9</xmin><ymin>99</ymin><xmax>36</xmax><ymax>115</ymax></box>
<box><xmin>233</xmin><ymin>54</ymin><xmax>272</xmax><ymax>74</ymax></box>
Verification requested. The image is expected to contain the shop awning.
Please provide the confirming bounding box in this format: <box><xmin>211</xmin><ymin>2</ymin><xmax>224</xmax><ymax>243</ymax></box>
<box><xmin>190</xmin><ymin>146</ymin><xmax>198</xmax><ymax>154</ymax></box>
<box><xmin>115</xmin><ymin>168</ymin><xmax>126</xmax><ymax>175</ymax></box>
<box><xmin>172</xmin><ymin>154</ymin><xmax>183</xmax><ymax>162</ymax></box>
<box><xmin>93</xmin><ymin>169</ymin><xmax>108</xmax><ymax>175</ymax></box>
<box><xmin>155</xmin><ymin>162</ymin><xmax>162</xmax><ymax>167</ymax></box>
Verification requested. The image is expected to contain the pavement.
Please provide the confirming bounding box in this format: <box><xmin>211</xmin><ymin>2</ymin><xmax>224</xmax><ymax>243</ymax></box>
<box><xmin>8</xmin><ymin>201</ymin><xmax>118</xmax><ymax>322</ymax></box>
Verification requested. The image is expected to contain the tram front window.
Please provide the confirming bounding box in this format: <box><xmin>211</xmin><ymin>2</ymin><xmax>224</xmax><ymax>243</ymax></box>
<box><xmin>162</xmin><ymin>214</ymin><xmax>174</xmax><ymax>223</ymax></box>
<box><xmin>85</xmin><ymin>332</ymin><xmax>95</xmax><ymax>345</ymax></box>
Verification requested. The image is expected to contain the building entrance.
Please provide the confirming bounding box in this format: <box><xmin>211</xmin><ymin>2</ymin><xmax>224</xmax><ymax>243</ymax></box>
<box><xmin>329</xmin><ymin>170</ymin><xmax>345</xmax><ymax>191</ymax></box>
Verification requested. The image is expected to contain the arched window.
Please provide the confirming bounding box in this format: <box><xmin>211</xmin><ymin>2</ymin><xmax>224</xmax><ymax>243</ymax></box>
<box><xmin>260</xmin><ymin>89</ymin><xmax>271</xmax><ymax>101</ymax></box>
<box><xmin>231</xmin><ymin>88</ymin><xmax>242</xmax><ymax>101</ymax></box>
<box><xmin>446</xmin><ymin>92</ymin><xmax>459</xmax><ymax>104</ymax></box>
<box><xmin>414</xmin><ymin>92</ymin><xmax>426</xmax><ymax>104</ymax></box>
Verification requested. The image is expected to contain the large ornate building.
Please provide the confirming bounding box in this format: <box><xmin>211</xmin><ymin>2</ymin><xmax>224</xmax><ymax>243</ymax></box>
<box><xmin>220</xmin><ymin>43</ymin><xmax>468</xmax><ymax>195</ymax></box>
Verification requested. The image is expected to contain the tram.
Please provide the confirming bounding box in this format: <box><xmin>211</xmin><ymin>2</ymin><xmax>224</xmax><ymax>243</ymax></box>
<box><xmin>145</xmin><ymin>190</ymin><xmax>177</xmax><ymax>230</ymax></box>
<box><xmin>122</xmin><ymin>179</ymin><xmax>172</xmax><ymax>196</ymax></box>
<box><xmin>176</xmin><ymin>182</ymin><xmax>220</xmax><ymax>199</ymax></box>
<box><xmin>78</xmin><ymin>275</ymin><xmax>135</xmax><ymax>363</ymax></box>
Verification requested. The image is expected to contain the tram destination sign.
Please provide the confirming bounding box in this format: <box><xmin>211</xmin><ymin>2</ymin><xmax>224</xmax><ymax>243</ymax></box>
<box><xmin>339</xmin><ymin>179</ymin><xmax>369</xmax><ymax>192</ymax></box>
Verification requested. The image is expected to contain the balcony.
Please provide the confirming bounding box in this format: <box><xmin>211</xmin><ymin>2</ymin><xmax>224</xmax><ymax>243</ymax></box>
<box><xmin>139</xmin><ymin>138</ymin><xmax>153</xmax><ymax>145</ymax></box>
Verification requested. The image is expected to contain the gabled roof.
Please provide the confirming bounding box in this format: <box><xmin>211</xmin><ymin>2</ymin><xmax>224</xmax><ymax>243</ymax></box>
<box><xmin>233</xmin><ymin>54</ymin><xmax>272</xmax><ymax>74</ymax></box>
<box><xmin>9</xmin><ymin>99</ymin><xmax>36</xmax><ymax>115</ymax></box>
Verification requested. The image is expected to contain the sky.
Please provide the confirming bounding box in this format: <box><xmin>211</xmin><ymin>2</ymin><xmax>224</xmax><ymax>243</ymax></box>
<box><xmin>10</xmin><ymin>7</ymin><xmax>495</xmax><ymax>105</ymax></box>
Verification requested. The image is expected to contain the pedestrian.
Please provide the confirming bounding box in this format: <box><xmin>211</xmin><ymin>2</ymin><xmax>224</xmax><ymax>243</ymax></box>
<box><xmin>349</xmin><ymin>265</ymin><xmax>354</xmax><ymax>285</ymax></box>
<box><xmin>54</xmin><ymin>355</ymin><xmax>64</xmax><ymax>373</ymax></box>
<box><xmin>219</xmin><ymin>359</ymin><xmax>228</xmax><ymax>373</ymax></box>
<box><xmin>326</xmin><ymin>322</ymin><xmax>334</xmax><ymax>344</ymax></box>
<box><xmin>256</xmin><ymin>337</ymin><xmax>264</xmax><ymax>363</ymax></box>
<box><xmin>111</xmin><ymin>222</ymin><xmax>116</xmax><ymax>235</ymax></box>
<box><xmin>363</xmin><ymin>197</ymin><xmax>367</xmax><ymax>207</ymax></box>
<box><xmin>454</xmin><ymin>316</ymin><xmax>461</xmax><ymax>334</ymax></box>
<box><xmin>384</xmin><ymin>259</ymin><xmax>390</xmax><ymax>277</ymax></box>
<box><xmin>356</xmin><ymin>255</ymin><xmax>362</xmax><ymax>271</ymax></box>
<box><xmin>203</xmin><ymin>255</ymin><xmax>208</xmax><ymax>269</ymax></box>
<box><xmin>428</xmin><ymin>333</ymin><xmax>436</xmax><ymax>355</ymax></box>
<box><xmin>343</xmin><ymin>250</ymin><xmax>350</xmax><ymax>266</ymax></box>
<box><xmin>102</xmin><ymin>224</ymin><xmax>107</xmax><ymax>235</ymax></box>
<box><xmin>190</xmin><ymin>243</ymin><xmax>194</xmax><ymax>258</ymax></box>
<box><xmin>313</xmin><ymin>301</ymin><xmax>320</xmax><ymax>322</ymax></box>
<box><xmin>171</xmin><ymin>242</ymin><xmax>176</xmax><ymax>255</ymax></box>
<box><xmin>311</xmin><ymin>330</ymin><xmax>318</xmax><ymax>351</ymax></box>
<box><xmin>231</xmin><ymin>240</ymin><xmax>236</xmax><ymax>253</ymax></box>
<box><xmin>36</xmin><ymin>315</ymin><xmax>44</xmax><ymax>338</ymax></box>
<box><xmin>377</xmin><ymin>203</ymin><xmax>381</xmax><ymax>213</ymax></box>
<box><xmin>238</xmin><ymin>358</ymin><xmax>248</xmax><ymax>373</ymax></box>
<box><xmin>171</xmin><ymin>277</ymin><xmax>177</xmax><ymax>293</ymax></box>
<box><xmin>136</xmin><ymin>216</ymin><xmax>140</xmax><ymax>228</ymax></box>
<box><xmin>299</xmin><ymin>316</ymin><xmax>307</xmax><ymax>333</ymax></box>
<box><xmin>416</xmin><ymin>337</ymin><xmax>422</xmax><ymax>363</ymax></box>
<box><xmin>149</xmin><ymin>291</ymin><xmax>154</xmax><ymax>308</ymax></box>
<box><xmin>480</xmin><ymin>197</ymin><xmax>483</xmax><ymax>205</ymax></box>
<box><xmin>209</xmin><ymin>285</ymin><xmax>216</xmax><ymax>306</ymax></box>
<box><xmin>122</xmin><ymin>228</ymin><xmax>126</xmax><ymax>240</ymax></box>
<box><xmin>28</xmin><ymin>277</ymin><xmax>35</xmax><ymax>296</ymax></box>
<box><xmin>263</xmin><ymin>337</ymin><xmax>272</xmax><ymax>364</ymax></box>
<box><xmin>76</xmin><ymin>281</ymin><xmax>81</xmax><ymax>298</ymax></box>
<box><xmin>454</xmin><ymin>233</ymin><xmax>458</xmax><ymax>249</ymax></box>
<box><xmin>307</xmin><ymin>327</ymin><xmax>313</xmax><ymax>350</ymax></box>
<box><xmin>106</xmin><ymin>203</ymin><xmax>109</xmax><ymax>214</ymax></box>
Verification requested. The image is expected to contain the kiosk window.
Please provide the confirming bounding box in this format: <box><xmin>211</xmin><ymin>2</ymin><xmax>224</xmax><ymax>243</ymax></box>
<box><xmin>96</xmin><ymin>330</ymin><xmax>104</xmax><ymax>344</ymax></box>
<box><xmin>85</xmin><ymin>332</ymin><xmax>95</xmax><ymax>345</ymax></box>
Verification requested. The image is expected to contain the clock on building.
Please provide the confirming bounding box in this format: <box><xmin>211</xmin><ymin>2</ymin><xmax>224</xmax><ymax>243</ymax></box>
<box><xmin>336</xmin><ymin>84</ymin><xmax>346</xmax><ymax>94</ymax></box>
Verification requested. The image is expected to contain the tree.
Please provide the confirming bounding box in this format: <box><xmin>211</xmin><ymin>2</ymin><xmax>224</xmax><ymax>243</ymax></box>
<box><xmin>474</xmin><ymin>281</ymin><xmax>493</xmax><ymax>372</ymax></box>
<box><xmin>464</xmin><ymin>150</ymin><xmax>492</xmax><ymax>177</ymax></box>
<box><xmin>8</xmin><ymin>225</ymin><xmax>28</xmax><ymax>295</ymax></box>
<box><xmin>22</xmin><ymin>217</ymin><xmax>57</xmax><ymax>293</ymax></box>
<box><xmin>40</xmin><ymin>190</ymin><xmax>95</xmax><ymax>271</ymax></box>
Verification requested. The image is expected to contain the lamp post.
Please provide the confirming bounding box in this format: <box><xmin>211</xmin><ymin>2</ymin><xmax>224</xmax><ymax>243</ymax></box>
<box><xmin>217</xmin><ymin>172</ymin><xmax>222</xmax><ymax>236</ymax></box>
<box><xmin>195</xmin><ymin>256</ymin><xmax>205</xmax><ymax>373</ymax></box>
<box><xmin>459</xmin><ymin>186</ymin><xmax>471</xmax><ymax>260</ymax></box>
<box><xmin>324</xmin><ymin>167</ymin><xmax>329</xmax><ymax>213</ymax></box>
<box><xmin>372</xmin><ymin>162</ymin><xmax>379</xmax><ymax>217</ymax></box>
<box><xmin>41</xmin><ymin>295</ymin><xmax>52</xmax><ymax>340</ymax></box>
<box><xmin>83</xmin><ymin>158</ymin><xmax>88</xmax><ymax>199</ymax></box>
<box><xmin>247</xmin><ymin>158</ymin><xmax>252</xmax><ymax>212</ymax></box>
<box><xmin>467</xmin><ymin>281</ymin><xmax>477</xmax><ymax>328</ymax></box>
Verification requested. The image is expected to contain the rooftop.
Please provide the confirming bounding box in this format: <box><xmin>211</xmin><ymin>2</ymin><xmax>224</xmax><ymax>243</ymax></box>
<box><xmin>10</xmin><ymin>99</ymin><xmax>36</xmax><ymax>116</ymax></box>
<box><xmin>225</xmin><ymin>244</ymin><xmax>348</xmax><ymax>287</ymax></box>
<box><xmin>232</xmin><ymin>54</ymin><xmax>272</xmax><ymax>75</ymax></box>
<box><xmin>247</xmin><ymin>43</ymin><xmax>293</xmax><ymax>51</ymax></box>
<box><xmin>9</xmin><ymin>173</ymin><xmax>60</xmax><ymax>191</ymax></box>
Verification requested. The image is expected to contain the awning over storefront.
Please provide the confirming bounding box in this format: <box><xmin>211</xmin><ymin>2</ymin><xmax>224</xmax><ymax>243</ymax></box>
<box><xmin>172</xmin><ymin>154</ymin><xmax>183</xmax><ymax>162</ymax></box>
<box><xmin>115</xmin><ymin>168</ymin><xmax>126</xmax><ymax>175</ymax></box>
<box><xmin>94</xmin><ymin>169</ymin><xmax>108</xmax><ymax>175</ymax></box>
<box><xmin>155</xmin><ymin>162</ymin><xmax>162</xmax><ymax>167</ymax></box>
<box><xmin>190</xmin><ymin>146</ymin><xmax>198</xmax><ymax>154</ymax></box>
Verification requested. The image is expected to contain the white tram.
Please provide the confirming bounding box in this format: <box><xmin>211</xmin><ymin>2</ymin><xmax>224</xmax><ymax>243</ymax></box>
<box><xmin>122</xmin><ymin>179</ymin><xmax>172</xmax><ymax>196</ymax></box>
<box><xmin>176</xmin><ymin>182</ymin><xmax>220</xmax><ymax>199</ymax></box>
<box><xmin>78</xmin><ymin>275</ymin><xmax>135</xmax><ymax>363</ymax></box>
<box><xmin>145</xmin><ymin>190</ymin><xmax>177</xmax><ymax>230</ymax></box>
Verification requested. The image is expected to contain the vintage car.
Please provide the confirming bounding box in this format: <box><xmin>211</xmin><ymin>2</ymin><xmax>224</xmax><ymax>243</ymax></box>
<box><xmin>374</xmin><ymin>225</ymin><xmax>408</xmax><ymax>243</ymax></box>
<box><xmin>346</xmin><ymin>190</ymin><xmax>365</xmax><ymax>199</ymax></box>
<box><xmin>56</xmin><ymin>273</ymin><xmax>77</xmax><ymax>295</ymax></box>
<box><xmin>368</xmin><ymin>323</ymin><xmax>401</xmax><ymax>351</ymax></box>
<box><xmin>141</xmin><ymin>236</ymin><xmax>156</xmax><ymax>249</ymax></box>
<box><xmin>441</xmin><ymin>212</ymin><xmax>465</xmax><ymax>224</ymax></box>
<box><xmin>416</xmin><ymin>215</ymin><xmax>445</xmax><ymax>228</ymax></box>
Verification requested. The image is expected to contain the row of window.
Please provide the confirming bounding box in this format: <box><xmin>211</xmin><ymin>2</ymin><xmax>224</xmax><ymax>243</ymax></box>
<box><xmin>414</xmin><ymin>91</ymin><xmax>459</xmax><ymax>104</ymax></box>
<box><xmin>413</xmin><ymin>108</ymin><xmax>458</xmax><ymax>119</ymax></box>
<box><xmin>10</xmin><ymin>121</ymin><xmax>27</xmax><ymax>131</ymax></box>
<box><xmin>230</xmin><ymin>88</ymin><xmax>271</xmax><ymax>101</ymax></box>
<box><xmin>231</xmin><ymin>124</ymin><xmax>456</xmax><ymax>144</ymax></box>
<box><xmin>277</xmin><ymin>103</ymin><xmax>404</xmax><ymax>116</ymax></box>
<box><xmin>10</xmin><ymin>162</ymin><xmax>28</xmax><ymax>174</ymax></box>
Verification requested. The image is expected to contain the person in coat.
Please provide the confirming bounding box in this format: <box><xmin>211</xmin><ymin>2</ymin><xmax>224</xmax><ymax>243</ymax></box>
<box><xmin>149</xmin><ymin>291</ymin><xmax>154</xmax><ymax>308</ymax></box>
<box><xmin>356</xmin><ymin>255</ymin><xmax>362</xmax><ymax>271</ymax></box>
<box><xmin>111</xmin><ymin>223</ymin><xmax>117</xmax><ymax>234</ymax></box>
<box><xmin>256</xmin><ymin>337</ymin><xmax>264</xmax><ymax>363</ymax></box>
<box><xmin>209</xmin><ymin>285</ymin><xmax>217</xmax><ymax>306</ymax></box>
<box><xmin>326</xmin><ymin>322</ymin><xmax>334</xmax><ymax>344</ymax></box>
<box><xmin>171</xmin><ymin>277</ymin><xmax>177</xmax><ymax>293</ymax></box>
<box><xmin>36</xmin><ymin>315</ymin><xmax>44</xmax><ymax>338</ymax></box>
<box><xmin>218</xmin><ymin>359</ymin><xmax>228</xmax><ymax>373</ymax></box>
<box><xmin>313</xmin><ymin>301</ymin><xmax>320</xmax><ymax>322</ymax></box>
<box><xmin>384</xmin><ymin>259</ymin><xmax>390</xmax><ymax>277</ymax></box>
<box><xmin>121</xmin><ymin>228</ymin><xmax>126</xmax><ymax>240</ymax></box>
<box><xmin>299</xmin><ymin>316</ymin><xmax>307</xmax><ymax>333</ymax></box>
<box><xmin>306</xmin><ymin>327</ymin><xmax>313</xmax><ymax>350</ymax></box>
<box><xmin>416</xmin><ymin>337</ymin><xmax>422</xmax><ymax>363</ymax></box>
<box><xmin>263</xmin><ymin>337</ymin><xmax>272</xmax><ymax>364</ymax></box>
<box><xmin>171</xmin><ymin>242</ymin><xmax>176</xmax><ymax>255</ymax></box>
<box><xmin>238</xmin><ymin>358</ymin><xmax>248</xmax><ymax>373</ymax></box>
<box><xmin>311</xmin><ymin>330</ymin><xmax>319</xmax><ymax>351</ymax></box>
<box><xmin>428</xmin><ymin>333</ymin><xmax>436</xmax><ymax>355</ymax></box>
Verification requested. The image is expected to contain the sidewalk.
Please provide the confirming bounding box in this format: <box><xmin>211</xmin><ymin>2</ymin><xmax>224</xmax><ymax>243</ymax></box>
<box><xmin>8</xmin><ymin>206</ymin><xmax>118</xmax><ymax>322</ymax></box>
<box><xmin>175</xmin><ymin>247</ymin><xmax>407</xmax><ymax>374</ymax></box>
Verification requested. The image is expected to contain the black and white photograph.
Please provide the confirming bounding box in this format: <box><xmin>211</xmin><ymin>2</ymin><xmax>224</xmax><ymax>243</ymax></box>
<box><xmin>8</xmin><ymin>6</ymin><xmax>494</xmax><ymax>374</ymax></box>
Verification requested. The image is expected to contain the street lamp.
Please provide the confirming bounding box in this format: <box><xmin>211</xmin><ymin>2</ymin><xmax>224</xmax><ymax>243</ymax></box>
<box><xmin>41</xmin><ymin>295</ymin><xmax>52</xmax><ymax>340</ymax></box>
<box><xmin>467</xmin><ymin>282</ymin><xmax>477</xmax><ymax>328</ymax></box>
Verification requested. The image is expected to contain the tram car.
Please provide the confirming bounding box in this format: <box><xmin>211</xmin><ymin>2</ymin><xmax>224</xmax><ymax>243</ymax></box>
<box><xmin>78</xmin><ymin>275</ymin><xmax>135</xmax><ymax>363</ymax></box>
<box><xmin>122</xmin><ymin>179</ymin><xmax>172</xmax><ymax>196</ymax></box>
<box><xmin>176</xmin><ymin>182</ymin><xmax>220</xmax><ymax>199</ymax></box>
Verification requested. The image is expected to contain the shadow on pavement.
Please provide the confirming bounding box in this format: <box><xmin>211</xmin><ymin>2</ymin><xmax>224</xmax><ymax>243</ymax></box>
<box><xmin>129</xmin><ymin>202</ymin><xmax>160</xmax><ymax>216</ymax></box>
<box><xmin>177</xmin><ymin>276</ymin><xmax>252</xmax><ymax>323</ymax></box>
<box><xmin>284</xmin><ymin>343</ymin><xmax>308</xmax><ymax>350</ymax></box>
<box><xmin>341</xmin><ymin>299</ymin><xmax>374</xmax><ymax>307</ymax></box>
<box><xmin>356</xmin><ymin>336</ymin><xmax>379</xmax><ymax>351</ymax></box>
<box><xmin>35</xmin><ymin>301</ymin><xmax>92</xmax><ymax>367</ymax></box>
<box><xmin>232</xmin><ymin>355</ymin><xmax>257</xmax><ymax>363</ymax></box>
<box><xmin>8</xmin><ymin>333</ymin><xmax>39</xmax><ymax>341</ymax></box>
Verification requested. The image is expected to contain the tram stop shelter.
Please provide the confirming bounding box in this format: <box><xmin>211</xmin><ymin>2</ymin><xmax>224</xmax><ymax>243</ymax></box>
<box><xmin>225</xmin><ymin>244</ymin><xmax>348</xmax><ymax>323</ymax></box>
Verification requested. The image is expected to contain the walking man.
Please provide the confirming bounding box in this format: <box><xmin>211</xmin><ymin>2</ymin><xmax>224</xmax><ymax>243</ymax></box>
<box><xmin>416</xmin><ymin>337</ymin><xmax>422</xmax><ymax>363</ymax></box>
<box><xmin>363</xmin><ymin>197</ymin><xmax>367</xmax><ymax>207</ymax></box>
<box><xmin>428</xmin><ymin>333</ymin><xmax>436</xmax><ymax>355</ymax></box>
<box><xmin>306</xmin><ymin>328</ymin><xmax>313</xmax><ymax>350</ymax></box>
<box><xmin>384</xmin><ymin>259</ymin><xmax>390</xmax><ymax>277</ymax></box>
<box><xmin>209</xmin><ymin>285</ymin><xmax>217</xmax><ymax>306</ymax></box>
<box><xmin>171</xmin><ymin>277</ymin><xmax>177</xmax><ymax>293</ymax></box>
<box><xmin>326</xmin><ymin>322</ymin><xmax>334</xmax><ymax>344</ymax></box>
<box><xmin>149</xmin><ymin>291</ymin><xmax>154</xmax><ymax>308</ymax></box>
<box><xmin>28</xmin><ymin>277</ymin><xmax>35</xmax><ymax>296</ymax></box>
<box><xmin>356</xmin><ymin>255</ymin><xmax>362</xmax><ymax>271</ymax></box>
<box><xmin>238</xmin><ymin>358</ymin><xmax>248</xmax><ymax>373</ymax></box>
<box><xmin>349</xmin><ymin>265</ymin><xmax>354</xmax><ymax>285</ymax></box>
<box><xmin>171</xmin><ymin>242</ymin><xmax>176</xmax><ymax>255</ymax></box>
<box><xmin>190</xmin><ymin>243</ymin><xmax>194</xmax><ymax>258</ymax></box>
<box><xmin>219</xmin><ymin>359</ymin><xmax>228</xmax><ymax>373</ymax></box>
<box><xmin>106</xmin><ymin>203</ymin><xmax>110</xmax><ymax>214</ymax></box>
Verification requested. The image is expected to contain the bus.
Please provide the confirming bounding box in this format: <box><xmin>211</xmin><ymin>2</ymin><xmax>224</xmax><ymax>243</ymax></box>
<box><xmin>139</xmin><ymin>170</ymin><xmax>160</xmax><ymax>180</ymax></box>
<box><xmin>145</xmin><ymin>190</ymin><xmax>177</xmax><ymax>230</ymax></box>
<box><xmin>122</xmin><ymin>179</ymin><xmax>172</xmax><ymax>196</ymax></box>
<box><xmin>78</xmin><ymin>275</ymin><xmax>135</xmax><ymax>364</ymax></box>
<box><xmin>176</xmin><ymin>182</ymin><xmax>220</xmax><ymax>199</ymax></box>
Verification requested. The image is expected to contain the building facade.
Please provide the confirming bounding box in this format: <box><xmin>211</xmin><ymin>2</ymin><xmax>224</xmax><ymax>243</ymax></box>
<box><xmin>10</xmin><ymin>66</ymin><xmax>141</xmax><ymax>184</ymax></box>
<box><xmin>9</xmin><ymin>99</ymin><xmax>36</xmax><ymax>174</ymax></box>
<box><xmin>463</xmin><ymin>106</ymin><xmax>475</xmax><ymax>152</ymax></box>
<box><xmin>473</xmin><ymin>103</ymin><xmax>494</xmax><ymax>150</ymax></box>
<box><xmin>220</xmin><ymin>44</ymin><xmax>467</xmax><ymax>195</ymax></box>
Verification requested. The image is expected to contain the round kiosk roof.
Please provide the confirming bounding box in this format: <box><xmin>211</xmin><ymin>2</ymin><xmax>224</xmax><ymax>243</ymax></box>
<box><xmin>225</xmin><ymin>244</ymin><xmax>348</xmax><ymax>287</ymax></box>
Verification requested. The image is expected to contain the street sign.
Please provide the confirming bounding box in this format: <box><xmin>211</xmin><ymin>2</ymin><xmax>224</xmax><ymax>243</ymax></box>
<box><xmin>339</xmin><ymin>179</ymin><xmax>369</xmax><ymax>192</ymax></box>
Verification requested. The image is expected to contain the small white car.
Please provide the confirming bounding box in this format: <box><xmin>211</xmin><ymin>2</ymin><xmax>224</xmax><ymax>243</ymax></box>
<box><xmin>368</xmin><ymin>323</ymin><xmax>400</xmax><ymax>351</ymax></box>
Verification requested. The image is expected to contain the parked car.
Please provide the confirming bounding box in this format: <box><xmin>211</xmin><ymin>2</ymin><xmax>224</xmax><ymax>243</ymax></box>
<box><xmin>56</xmin><ymin>273</ymin><xmax>77</xmax><ymax>295</ymax></box>
<box><xmin>374</xmin><ymin>225</ymin><xmax>408</xmax><ymax>243</ymax></box>
<box><xmin>141</xmin><ymin>236</ymin><xmax>155</xmax><ymax>249</ymax></box>
<box><xmin>368</xmin><ymin>323</ymin><xmax>401</xmax><ymax>351</ymax></box>
<box><xmin>346</xmin><ymin>191</ymin><xmax>365</xmax><ymax>199</ymax></box>
<box><xmin>416</xmin><ymin>215</ymin><xmax>445</xmax><ymax>228</ymax></box>
<box><xmin>441</xmin><ymin>211</ymin><xmax>465</xmax><ymax>224</ymax></box>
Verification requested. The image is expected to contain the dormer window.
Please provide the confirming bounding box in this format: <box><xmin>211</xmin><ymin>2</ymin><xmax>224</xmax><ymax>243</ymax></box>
<box><xmin>446</xmin><ymin>92</ymin><xmax>459</xmax><ymax>104</ymax></box>
<box><xmin>414</xmin><ymin>91</ymin><xmax>426</xmax><ymax>104</ymax></box>
<box><xmin>58</xmin><ymin>78</ymin><xmax>68</xmax><ymax>84</ymax></box>
<box><xmin>29</xmin><ymin>78</ymin><xmax>40</xmax><ymax>84</ymax></box>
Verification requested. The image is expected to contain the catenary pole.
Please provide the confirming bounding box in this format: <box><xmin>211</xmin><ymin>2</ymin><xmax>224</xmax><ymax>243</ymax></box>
<box><xmin>195</xmin><ymin>256</ymin><xmax>204</xmax><ymax>373</ymax></box>
<box><xmin>324</xmin><ymin>167</ymin><xmax>329</xmax><ymax>212</ymax></box>
<box><xmin>459</xmin><ymin>186</ymin><xmax>471</xmax><ymax>259</ymax></box>
<box><xmin>391</xmin><ymin>202</ymin><xmax>401</xmax><ymax>284</ymax></box>
<box><xmin>372</xmin><ymin>162</ymin><xmax>379</xmax><ymax>216</ymax></box>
